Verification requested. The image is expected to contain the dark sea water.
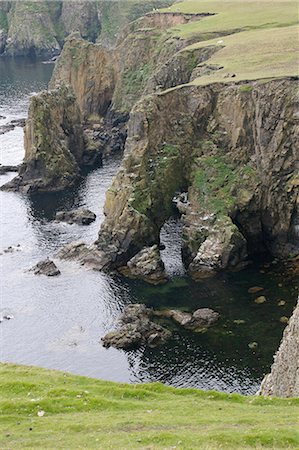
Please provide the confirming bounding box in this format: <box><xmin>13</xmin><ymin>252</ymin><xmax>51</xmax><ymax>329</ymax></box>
<box><xmin>0</xmin><ymin>58</ymin><xmax>298</xmax><ymax>394</ymax></box>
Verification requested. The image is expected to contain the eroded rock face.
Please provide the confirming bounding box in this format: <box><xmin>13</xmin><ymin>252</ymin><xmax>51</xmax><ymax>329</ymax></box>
<box><xmin>95</xmin><ymin>79</ymin><xmax>299</xmax><ymax>278</ymax></box>
<box><xmin>55</xmin><ymin>208</ymin><xmax>96</xmax><ymax>225</ymax></box>
<box><xmin>259</xmin><ymin>298</ymin><xmax>299</xmax><ymax>397</ymax></box>
<box><xmin>2</xmin><ymin>86</ymin><xmax>86</xmax><ymax>193</ymax></box>
<box><xmin>118</xmin><ymin>245</ymin><xmax>168</xmax><ymax>285</ymax></box>
<box><xmin>101</xmin><ymin>304</ymin><xmax>171</xmax><ymax>350</ymax></box>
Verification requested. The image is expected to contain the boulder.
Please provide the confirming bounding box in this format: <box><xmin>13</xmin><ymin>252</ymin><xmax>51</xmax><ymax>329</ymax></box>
<box><xmin>30</xmin><ymin>258</ymin><xmax>60</xmax><ymax>277</ymax></box>
<box><xmin>158</xmin><ymin>307</ymin><xmax>219</xmax><ymax>331</ymax></box>
<box><xmin>55</xmin><ymin>208</ymin><xmax>96</xmax><ymax>225</ymax></box>
<box><xmin>118</xmin><ymin>245</ymin><xmax>168</xmax><ymax>285</ymax></box>
<box><xmin>102</xmin><ymin>304</ymin><xmax>171</xmax><ymax>350</ymax></box>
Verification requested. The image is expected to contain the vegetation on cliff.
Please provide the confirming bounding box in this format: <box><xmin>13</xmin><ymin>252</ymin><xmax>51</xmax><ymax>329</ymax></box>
<box><xmin>1</xmin><ymin>364</ymin><xmax>298</xmax><ymax>449</ymax></box>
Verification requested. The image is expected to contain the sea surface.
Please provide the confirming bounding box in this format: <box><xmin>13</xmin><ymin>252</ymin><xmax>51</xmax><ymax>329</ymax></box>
<box><xmin>0</xmin><ymin>58</ymin><xmax>298</xmax><ymax>394</ymax></box>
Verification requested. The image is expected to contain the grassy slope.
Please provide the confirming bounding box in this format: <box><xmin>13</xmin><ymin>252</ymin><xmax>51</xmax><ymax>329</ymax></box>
<box><xmin>1</xmin><ymin>364</ymin><xmax>299</xmax><ymax>449</ymax></box>
<box><xmin>160</xmin><ymin>0</ymin><xmax>298</xmax><ymax>84</ymax></box>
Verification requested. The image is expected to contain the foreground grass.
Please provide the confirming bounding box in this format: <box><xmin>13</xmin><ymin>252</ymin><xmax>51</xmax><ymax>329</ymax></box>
<box><xmin>0</xmin><ymin>364</ymin><xmax>298</xmax><ymax>449</ymax></box>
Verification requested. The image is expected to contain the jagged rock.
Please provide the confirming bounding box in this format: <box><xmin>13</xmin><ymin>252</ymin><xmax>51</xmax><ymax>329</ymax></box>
<box><xmin>157</xmin><ymin>307</ymin><xmax>219</xmax><ymax>331</ymax></box>
<box><xmin>259</xmin><ymin>298</ymin><xmax>299</xmax><ymax>397</ymax></box>
<box><xmin>56</xmin><ymin>240</ymin><xmax>107</xmax><ymax>271</ymax></box>
<box><xmin>0</xmin><ymin>165</ymin><xmax>19</xmax><ymax>174</ymax></box>
<box><xmin>30</xmin><ymin>258</ymin><xmax>60</xmax><ymax>277</ymax></box>
<box><xmin>118</xmin><ymin>245</ymin><xmax>168</xmax><ymax>285</ymax></box>
<box><xmin>1</xmin><ymin>86</ymin><xmax>85</xmax><ymax>193</ymax></box>
<box><xmin>102</xmin><ymin>304</ymin><xmax>171</xmax><ymax>350</ymax></box>
<box><xmin>55</xmin><ymin>208</ymin><xmax>96</xmax><ymax>225</ymax></box>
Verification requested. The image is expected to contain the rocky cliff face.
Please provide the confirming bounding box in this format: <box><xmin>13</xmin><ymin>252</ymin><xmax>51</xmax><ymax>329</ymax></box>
<box><xmin>259</xmin><ymin>298</ymin><xmax>299</xmax><ymax>397</ymax></box>
<box><xmin>0</xmin><ymin>0</ymin><xmax>174</xmax><ymax>58</ymax></box>
<box><xmin>95</xmin><ymin>78</ymin><xmax>299</xmax><ymax>277</ymax></box>
<box><xmin>49</xmin><ymin>35</ymin><xmax>117</xmax><ymax>120</ymax></box>
<box><xmin>0</xmin><ymin>0</ymin><xmax>100</xmax><ymax>58</ymax></box>
<box><xmin>2</xmin><ymin>86</ymin><xmax>86</xmax><ymax>193</ymax></box>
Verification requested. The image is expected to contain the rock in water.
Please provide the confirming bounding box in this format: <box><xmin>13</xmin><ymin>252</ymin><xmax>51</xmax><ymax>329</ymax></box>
<box><xmin>1</xmin><ymin>86</ymin><xmax>85</xmax><ymax>193</ymax></box>
<box><xmin>30</xmin><ymin>259</ymin><xmax>61</xmax><ymax>277</ymax></box>
<box><xmin>101</xmin><ymin>304</ymin><xmax>171</xmax><ymax>350</ymax></box>
<box><xmin>259</xmin><ymin>298</ymin><xmax>299</xmax><ymax>397</ymax></box>
<box><xmin>55</xmin><ymin>208</ymin><xmax>96</xmax><ymax>225</ymax></box>
<box><xmin>158</xmin><ymin>307</ymin><xmax>219</xmax><ymax>331</ymax></box>
<box><xmin>118</xmin><ymin>245</ymin><xmax>168</xmax><ymax>285</ymax></box>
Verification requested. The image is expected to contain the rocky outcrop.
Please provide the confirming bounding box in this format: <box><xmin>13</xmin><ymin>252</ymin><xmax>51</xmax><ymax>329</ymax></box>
<box><xmin>2</xmin><ymin>85</ymin><xmax>87</xmax><ymax>193</ymax></box>
<box><xmin>101</xmin><ymin>304</ymin><xmax>171</xmax><ymax>350</ymax></box>
<box><xmin>259</xmin><ymin>298</ymin><xmax>299</xmax><ymax>397</ymax></box>
<box><xmin>55</xmin><ymin>208</ymin><xmax>96</xmax><ymax>225</ymax></box>
<box><xmin>30</xmin><ymin>258</ymin><xmax>60</xmax><ymax>276</ymax></box>
<box><xmin>118</xmin><ymin>245</ymin><xmax>168</xmax><ymax>285</ymax></box>
<box><xmin>95</xmin><ymin>78</ymin><xmax>298</xmax><ymax>278</ymax></box>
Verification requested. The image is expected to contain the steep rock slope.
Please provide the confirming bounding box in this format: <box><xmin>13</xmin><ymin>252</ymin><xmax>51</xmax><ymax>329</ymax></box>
<box><xmin>259</xmin><ymin>298</ymin><xmax>299</xmax><ymax>397</ymax></box>
<box><xmin>3</xmin><ymin>86</ymin><xmax>85</xmax><ymax>193</ymax></box>
<box><xmin>95</xmin><ymin>79</ymin><xmax>298</xmax><ymax>277</ymax></box>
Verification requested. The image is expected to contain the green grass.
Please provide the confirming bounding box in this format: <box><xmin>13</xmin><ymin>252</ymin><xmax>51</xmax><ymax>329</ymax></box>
<box><xmin>163</xmin><ymin>0</ymin><xmax>298</xmax><ymax>38</ymax></box>
<box><xmin>157</xmin><ymin>0</ymin><xmax>299</xmax><ymax>85</ymax></box>
<box><xmin>0</xmin><ymin>364</ymin><xmax>298</xmax><ymax>449</ymax></box>
<box><xmin>186</xmin><ymin>24</ymin><xmax>298</xmax><ymax>85</ymax></box>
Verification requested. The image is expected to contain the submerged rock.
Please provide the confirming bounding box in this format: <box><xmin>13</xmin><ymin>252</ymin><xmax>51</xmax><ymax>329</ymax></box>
<box><xmin>259</xmin><ymin>298</ymin><xmax>299</xmax><ymax>397</ymax></box>
<box><xmin>55</xmin><ymin>208</ymin><xmax>96</xmax><ymax>225</ymax></box>
<box><xmin>102</xmin><ymin>304</ymin><xmax>171</xmax><ymax>350</ymax></box>
<box><xmin>248</xmin><ymin>286</ymin><xmax>264</xmax><ymax>294</ymax></box>
<box><xmin>118</xmin><ymin>245</ymin><xmax>168</xmax><ymax>285</ymax></box>
<box><xmin>30</xmin><ymin>258</ymin><xmax>60</xmax><ymax>277</ymax></box>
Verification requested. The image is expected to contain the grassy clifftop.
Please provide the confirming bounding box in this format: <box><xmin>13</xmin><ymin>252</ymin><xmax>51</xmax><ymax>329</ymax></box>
<box><xmin>160</xmin><ymin>0</ymin><xmax>298</xmax><ymax>85</ymax></box>
<box><xmin>0</xmin><ymin>364</ymin><xmax>298</xmax><ymax>449</ymax></box>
